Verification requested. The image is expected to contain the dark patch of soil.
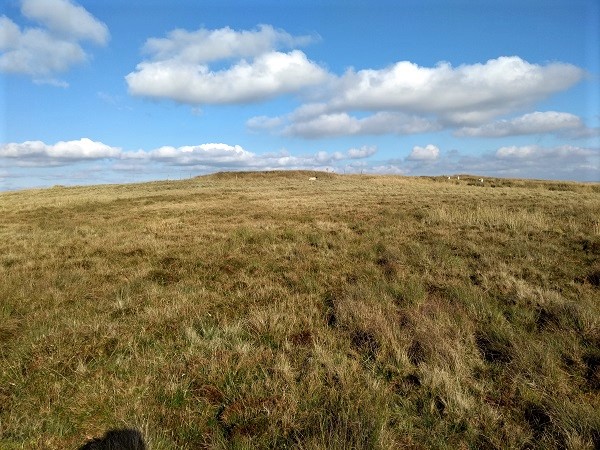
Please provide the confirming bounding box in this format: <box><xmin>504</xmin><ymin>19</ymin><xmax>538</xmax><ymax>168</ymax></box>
<box><xmin>475</xmin><ymin>331</ymin><xmax>513</xmax><ymax>364</ymax></box>
<box><xmin>350</xmin><ymin>329</ymin><xmax>379</xmax><ymax>361</ymax></box>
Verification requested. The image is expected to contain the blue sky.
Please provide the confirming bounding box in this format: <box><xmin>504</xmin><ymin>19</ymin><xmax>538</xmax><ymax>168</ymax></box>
<box><xmin>1</xmin><ymin>0</ymin><xmax>599</xmax><ymax>190</ymax></box>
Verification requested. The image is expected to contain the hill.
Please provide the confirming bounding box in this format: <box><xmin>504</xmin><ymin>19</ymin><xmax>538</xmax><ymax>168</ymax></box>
<box><xmin>1</xmin><ymin>172</ymin><xmax>599</xmax><ymax>449</ymax></box>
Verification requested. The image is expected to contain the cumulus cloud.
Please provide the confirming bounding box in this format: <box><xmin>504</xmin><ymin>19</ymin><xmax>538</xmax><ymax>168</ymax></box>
<box><xmin>132</xmin><ymin>143</ymin><xmax>596</xmax><ymax>181</ymax></box>
<box><xmin>243</xmin><ymin>55</ymin><xmax>586</xmax><ymax>138</ymax></box>
<box><xmin>147</xmin><ymin>143</ymin><xmax>255</xmax><ymax>166</ymax></box>
<box><xmin>3</xmin><ymin>139</ymin><xmax>597</xmax><ymax>189</ymax></box>
<box><xmin>127</xmin><ymin>26</ymin><xmax>586</xmax><ymax>138</ymax></box>
<box><xmin>126</xmin><ymin>25</ymin><xmax>327</xmax><ymax>104</ymax></box>
<box><xmin>479</xmin><ymin>145</ymin><xmax>598</xmax><ymax>180</ymax></box>
<box><xmin>142</xmin><ymin>24</ymin><xmax>315</xmax><ymax>64</ymax></box>
<box><xmin>279</xmin><ymin>112</ymin><xmax>439</xmax><ymax>138</ymax></box>
<box><xmin>0</xmin><ymin>18</ymin><xmax>86</xmax><ymax>76</ymax></box>
<box><xmin>455</xmin><ymin>111</ymin><xmax>590</xmax><ymax>137</ymax></box>
<box><xmin>246</xmin><ymin>115</ymin><xmax>285</xmax><ymax>131</ymax></box>
<box><xmin>304</xmin><ymin>146</ymin><xmax>377</xmax><ymax>164</ymax></box>
<box><xmin>407</xmin><ymin>144</ymin><xmax>440</xmax><ymax>161</ymax></box>
<box><xmin>428</xmin><ymin>144</ymin><xmax>596</xmax><ymax>179</ymax></box>
<box><xmin>34</xmin><ymin>77</ymin><xmax>69</xmax><ymax>87</ymax></box>
<box><xmin>358</xmin><ymin>144</ymin><xmax>599</xmax><ymax>181</ymax></box>
<box><xmin>0</xmin><ymin>138</ymin><xmax>377</xmax><ymax>175</ymax></box>
<box><xmin>21</xmin><ymin>0</ymin><xmax>109</xmax><ymax>44</ymax></box>
<box><xmin>495</xmin><ymin>144</ymin><xmax>595</xmax><ymax>160</ymax></box>
<box><xmin>0</xmin><ymin>138</ymin><xmax>121</xmax><ymax>166</ymax></box>
<box><xmin>138</xmin><ymin>143</ymin><xmax>376</xmax><ymax>168</ymax></box>
<box><xmin>324</xmin><ymin>57</ymin><xmax>584</xmax><ymax>126</ymax></box>
<box><xmin>0</xmin><ymin>0</ymin><xmax>108</xmax><ymax>81</ymax></box>
<box><xmin>347</xmin><ymin>145</ymin><xmax>377</xmax><ymax>159</ymax></box>
<box><xmin>127</xmin><ymin>50</ymin><xmax>328</xmax><ymax>104</ymax></box>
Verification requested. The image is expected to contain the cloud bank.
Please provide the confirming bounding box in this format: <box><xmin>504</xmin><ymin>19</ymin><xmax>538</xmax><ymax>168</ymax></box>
<box><xmin>125</xmin><ymin>24</ymin><xmax>589</xmax><ymax>142</ymax></box>
<box><xmin>128</xmin><ymin>25</ymin><xmax>585</xmax><ymax>127</ymax></box>
<box><xmin>0</xmin><ymin>139</ymin><xmax>377</xmax><ymax>171</ymax></box>
<box><xmin>2</xmin><ymin>137</ymin><xmax>598</xmax><ymax>190</ymax></box>
<box><xmin>0</xmin><ymin>138</ymin><xmax>121</xmax><ymax>166</ymax></box>
<box><xmin>242</xmin><ymin>51</ymin><xmax>586</xmax><ymax>137</ymax></box>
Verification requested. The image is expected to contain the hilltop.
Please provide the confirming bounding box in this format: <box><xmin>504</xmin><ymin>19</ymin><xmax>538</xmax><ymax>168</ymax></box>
<box><xmin>1</xmin><ymin>172</ymin><xmax>599</xmax><ymax>449</ymax></box>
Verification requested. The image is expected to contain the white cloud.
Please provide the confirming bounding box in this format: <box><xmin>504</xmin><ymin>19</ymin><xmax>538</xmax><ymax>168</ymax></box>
<box><xmin>495</xmin><ymin>144</ymin><xmax>594</xmax><ymax>160</ymax></box>
<box><xmin>495</xmin><ymin>145</ymin><xmax>539</xmax><ymax>159</ymax></box>
<box><xmin>282</xmin><ymin>113</ymin><xmax>362</xmax><ymax>137</ymax></box>
<box><xmin>368</xmin><ymin>164</ymin><xmax>408</xmax><ymax>175</ymax></box>
<box><xmin>0</xmin><ymin>0</ymin><xmax>108</xmax><ymax>81</ymax></box>
<box><xmin>246</xmin><ymin>115</ymin><xmax>285</xmax><ymax>131</ymax></box>
<box><xmin>126</xmin><ymin>25</ymin><xmax>327</xmax><ymax>104</ymax></box>
<box><xmin>127</xmin><ymin>143</ymin><xmax>596</xmax><ymax>181</ymax></box>
<box><xmin>362</xmin><ymin>144</ymin><xmax>599</xmax><ymax>181</ymax></box>
<box><xmin>485</xmin><ymin>145</ymin><xmax>599</xmax><ymax>180</ymax></box>
<box><xmin>34</xmin><ymin>77</ymin><xmax>69</xmax><ymax>87</ymax></box>
<box><xmin>0</xmin><ymin>16</ymin><xmax>21</xmax><ymax>48</ymax></box>
<box><xmin>0</xmin><ymin>19</ymin><xmax>86</xmax><ymax>76</ymax></box>
<box><xmin>323</xmin><ymin>57</ymin><xmax>584</xmax><ymax>126</ymax></box>
<box><xmin>140</xmin><ymin>143</ymin><xmax>376</xmax><ymax>168</ymax></box>
<box><xmin>304</xmin><ymin>146</ymin><xmax>377</xmax><ymax>164</ymax></box>
<box><xmin>347</xmin><ymin>145</ymin><xmax>377</xmax><ymax>159</ymax></box>
<box><xmin>126</xmin><ymin>26</ymin><xmax>585</xmax><ymax>135</ymax></box>
<box><xmin>21</xmin><ymin>0</ymin><xmax>109</xmax><ymax>44</ymax></box>
<box><xmin>142</xmin><ymin>24</ymin><xmax>314</xmax><ymax>64</ymax></box>
<box><xmin>147</xmin><ymin>143</ymin><xmax>255</xmax><ymax>166</ymax></box>
<box><xmin>243</xmin><ymin>55</ymin><xmax>585</xmax><ymax>138</ymax></box>
<box><xmin>49</xmin><ymin>138</ymin><xmax>120</xmax><ymax>159</ymax></box>
<box><xmin>0</xmin><ymin>137</ymin><xmax>377</xmax><ymax>174</ymax></box>
<box><xmin>0</xmin><ymin>138</ymin><xmax>121</xmax><ymax>165</ymax></box>
<box><xmin>407</xmin><ymin>144</ymin><xmax>440</xmax><ymax>161</ymax></box>
<box><xmin>279</xmin><ymin>112</ymin><xmax>438</xmax><ymax>138</ymax></box>
<box><xmin>455</xmin><ymin>111</ymin><xmax>588</xmax><ymax>137</ymax></box>
<box><xmin>398</xmin><ymin>144</ymin><xmax>599</xmax><ymax>180</ymax></box>
<box><xmin>126</xmin><ymin>50</ymin><xmax>328</xmax><ymax>104</ymax></box>
<box><xmin>2</xmin><ymin>138</ymin><xmax>598</xmax><ymax>189</ymax></box>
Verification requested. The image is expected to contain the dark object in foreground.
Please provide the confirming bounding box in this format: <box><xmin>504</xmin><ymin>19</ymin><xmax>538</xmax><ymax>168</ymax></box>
<box><xmin>78</xmin><ymin>429</ymin><xmax>146</xmax><ymax>450</ymax></box>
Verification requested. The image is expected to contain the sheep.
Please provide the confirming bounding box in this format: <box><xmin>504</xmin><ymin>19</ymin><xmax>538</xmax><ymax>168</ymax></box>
<box><xmin>479</xmin><ymin>178</ymin><xmax>484</xmax><ymax>183</ymax></box>
<box><xmin>78</xmin><ymin>429</ymin><xmax>146</xmax><ymax>450</ymax></box>
<box><xmin>308</xmin><ymin>177</ymin><xmax>317</xmax><ymax>181</ymax></box>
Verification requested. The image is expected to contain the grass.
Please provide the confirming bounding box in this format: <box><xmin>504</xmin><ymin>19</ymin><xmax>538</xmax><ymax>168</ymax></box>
<box><xmin>1</xmin><ymin>170</ymin><xmax>599</xmax><ymax>449</ymax></box>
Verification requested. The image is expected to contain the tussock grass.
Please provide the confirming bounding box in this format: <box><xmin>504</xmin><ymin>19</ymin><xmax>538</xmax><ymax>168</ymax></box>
<box><xmin>1</xmin><ymin>171</ymin><xmax>599</xmax><ymax>449</ymax></box>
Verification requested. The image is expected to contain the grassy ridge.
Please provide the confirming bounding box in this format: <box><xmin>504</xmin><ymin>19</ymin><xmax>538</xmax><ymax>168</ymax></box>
<box><xmin>1</xmin><ymin>171</ymin><xmax>599</xmax><ymax>449</ymax></box>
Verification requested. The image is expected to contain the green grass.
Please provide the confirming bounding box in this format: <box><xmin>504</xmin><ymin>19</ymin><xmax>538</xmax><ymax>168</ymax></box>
<box><xmin>1</xmin><ymin>171</ymin><xmax>599</xmax><ymax>449</ymax></box>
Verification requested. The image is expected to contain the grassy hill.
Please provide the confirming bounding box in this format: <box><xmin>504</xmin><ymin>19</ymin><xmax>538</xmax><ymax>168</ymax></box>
<box><xmin>1</xmin><ymin>171</ymin><xmax>599</xmax><ymax>449</ymax></box>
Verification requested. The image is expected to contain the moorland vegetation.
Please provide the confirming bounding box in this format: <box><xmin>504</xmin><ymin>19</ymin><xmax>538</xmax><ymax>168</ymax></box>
<box><xmin>1</xmin><ymin>171</ymin><xmax>599</xmax><ymax>449</ymax></box>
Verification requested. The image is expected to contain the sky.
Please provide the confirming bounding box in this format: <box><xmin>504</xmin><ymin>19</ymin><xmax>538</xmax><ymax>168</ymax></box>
<box><xmin>1</xmin><ymin>0</ymin><xmax>599</xmax><ymax>191</ymax></box>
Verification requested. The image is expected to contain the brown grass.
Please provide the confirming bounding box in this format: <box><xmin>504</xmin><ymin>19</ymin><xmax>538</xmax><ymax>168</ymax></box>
<box><xmin>1</xmin><ymin>171</ymin><xmax>599</xmax><ymax>449</ymax></box>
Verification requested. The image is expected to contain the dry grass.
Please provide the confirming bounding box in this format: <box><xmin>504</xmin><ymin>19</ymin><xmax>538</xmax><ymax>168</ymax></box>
<box><xmin>1</xmin><ymin>171</ymin><xmax>599</xmax><ymax>449</ymax></box>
